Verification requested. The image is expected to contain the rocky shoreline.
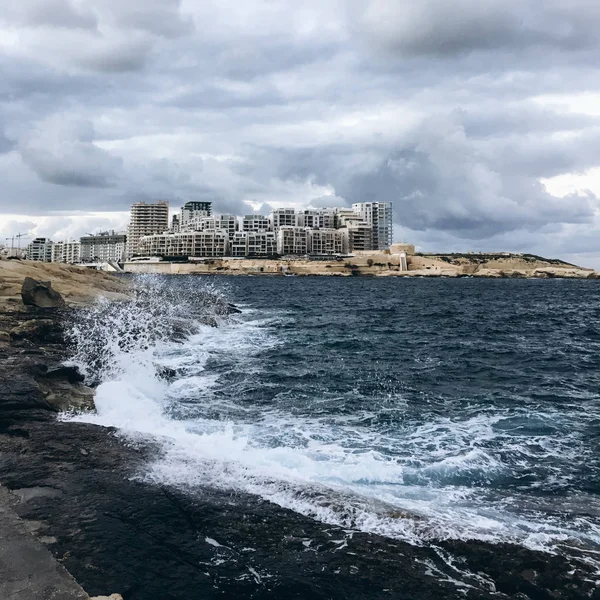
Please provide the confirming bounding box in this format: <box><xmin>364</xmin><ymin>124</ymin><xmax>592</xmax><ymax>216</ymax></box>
<box><xmin>1</xmin><ymin>277</ymin><xmax>599</xmax><ymax>599</ymax></box>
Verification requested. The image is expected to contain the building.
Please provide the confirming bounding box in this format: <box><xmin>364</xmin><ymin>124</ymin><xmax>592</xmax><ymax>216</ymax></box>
<box><xmin>346</xmin><ymin>222</ymin><xmax>374</xmax><ymax>252</ymax></box>
<box><xmin>173</xmin><ymin>201</ymin><xmax>213</xmax><ymax>231</ymax></box>
<box><xmin>230</xmin><ymin>232</ymin><xmax>249</xmax><ymax>257</ymax></box>
<box><xmin>277</xmin><ymin>227</ymin><xmax>309</xmax><ymax>255</ymax></box>
<box><xmin>242</xmin><ymin>215</ymin><xmax>270</xmax><ymax>232</ymax></box>
<box><xmin>248</xmin><ymin>231</ymin><xmax>277</xmax><ymax>256</ymax></box>
<box><xmin>334</xmin><ymin>208</ymin><xmax>364</xmax><ymax>228</ymax></box>
<box><xmin>270</xmin><ymin>208</ymin><xmax>297</xmax><ymax>230</ymax></box>
<box><xmin>80</xmin><ymin>231</ymin><xmax>127</xmax><ymax>263</ymax></box>
<box><xmin>126</xmin><ymin>201</ymin><xmax>169</xmax><ymax>258</ymax></box>
<box><xmin>51</xmin><ymin>240</ymin><xmax>81</xmax><ymax>264</ymax></box>
<box><xmin>352</xmin><ymin>202</ymin><xmax>393</xmax><ymax>250</ymax></box>
<box><xmin>215</xmin><ymin>215</ymin><xmax>238</xmax><ymax>239</ymax></box>
<box><xmin>138</xmin><ymin>230</ymin><xmax>229</xmax><ymax>258</ymax></box>
<box><xmin>297</xmin><ymin>209</ymin><xmax>336</xmax><ymax>229</ymax></box>
<box><xmin>308</xmin><ymin>228</ymin><xmax>348</xmax><ymax>255</ymax></box>
<box><xmin>25</xmin><ymin>238</ymin><xmax>53</xmax><ymax>262</ymax></box>
<box><xmin>231</xmin><ymin>231</ymin><xmax>277</xmax><ymax>257</ymax></box>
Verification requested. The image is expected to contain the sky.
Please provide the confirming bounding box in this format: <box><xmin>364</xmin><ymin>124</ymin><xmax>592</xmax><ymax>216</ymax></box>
<box><xmin>2</xmin><ymin>1</ymin><xmax>600</xmax><ymax>267</ymax></box>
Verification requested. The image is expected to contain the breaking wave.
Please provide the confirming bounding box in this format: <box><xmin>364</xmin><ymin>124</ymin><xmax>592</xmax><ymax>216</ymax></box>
<box><xmin>63</xmin><ymin>275</ymin><xmax>600</xmax><ymax>570</ymax></box>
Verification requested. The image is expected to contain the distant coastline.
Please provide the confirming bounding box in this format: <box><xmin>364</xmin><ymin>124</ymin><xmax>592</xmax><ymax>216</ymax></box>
<box><xmin>123</xmin><ymin>251</ymin><xmax>598</xmax><ymax>279</ymax></box>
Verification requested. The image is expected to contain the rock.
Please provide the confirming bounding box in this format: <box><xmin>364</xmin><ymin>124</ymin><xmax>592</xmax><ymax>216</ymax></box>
<box><xmin>21</xmin><ymin>277</ymin><xmax>66</xmax><ymax>309</ymax></box>
<box><xmin>35</xmin><ymin>375</ymin><xmax>96</xmax><ymax>412</ymax></box>
<box><xmin>9</xmin><ymin>319</ymin><xmax>63</xmax><ymax>344</ymax></box>
<box><xmin>90</xmin><ymin>595</ymin><xmax>123</xmax><ymax>600</ymax></box>
<box><xmin>227</xmin><ymin>303</ymin><xmax>242</xmax><ymax>314</ymax></box>
<box><xmin>42</xmin><ymin>365</ymin><xmax>86</xmax><ymax>384</ymax></box>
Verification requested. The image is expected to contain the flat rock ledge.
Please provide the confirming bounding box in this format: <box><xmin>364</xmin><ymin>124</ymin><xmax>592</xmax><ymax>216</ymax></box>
<box><xmin>0</xmin><ymin>484</ymin><xmax>111</xmax><ymax>600</ymax></box>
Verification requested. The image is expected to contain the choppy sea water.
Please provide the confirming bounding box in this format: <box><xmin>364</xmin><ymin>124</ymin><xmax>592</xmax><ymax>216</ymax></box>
<box><xmin>64</xmin><ymin>275</ymin><xmax>600</xmax><ymax>573</ymax></box>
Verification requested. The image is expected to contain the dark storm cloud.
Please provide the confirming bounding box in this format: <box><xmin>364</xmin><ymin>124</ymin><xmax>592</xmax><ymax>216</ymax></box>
<box><xmin>354</xmin><ymin>0</ymin><xmax>600</xmax><ymax>57</ymax></box>
<box><xmin>18</xmin><ymin>116</ymin><xmax>123</xmax><ymax>188</ymax></box>
<box><xmin>6</xmin><ymin>0</ymin><xmax>98</xmax><ymax>30</ymax></box>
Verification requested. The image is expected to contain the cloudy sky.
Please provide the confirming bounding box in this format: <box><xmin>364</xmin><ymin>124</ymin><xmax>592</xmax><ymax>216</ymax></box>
<box><xmin>2</xmin><ymin>1</ymin><xmax>600</xmax><ymax>266</ymax></box>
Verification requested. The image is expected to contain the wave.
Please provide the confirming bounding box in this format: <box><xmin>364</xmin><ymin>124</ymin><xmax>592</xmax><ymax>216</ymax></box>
<box><xmin>62</xmin><ymin>275</ymin><xmax>600</xmax><ymax>568</ymax></box>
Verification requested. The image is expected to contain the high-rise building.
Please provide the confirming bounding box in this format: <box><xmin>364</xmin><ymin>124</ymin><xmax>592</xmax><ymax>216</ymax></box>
<box><xmin>351</xmin><ymin>202</ymin><xmax>393</xmax><ymax>250</ymax></box>
<box><xmin>126</xmin><ymin>201</ymin><xmax>169</xmax><ymax>258</ymax></box>
<box><xmin>80</xmin><ymin>231</ymin><xmax>127</xmax><ymax>263</ymax></box>
<box><xmin>25</xmin><ymin>238</ymin><xmax>53</xmax><ymax>262</ymax></box>
<box><xmin>139</xmin><ymin>230</ymin><xmax>229</xmax><ymax>258</ymax></box>
<box><xmin>51</xmin><ymin>240</ymin><xmax>81</xmax><ymax>264</ymax></box>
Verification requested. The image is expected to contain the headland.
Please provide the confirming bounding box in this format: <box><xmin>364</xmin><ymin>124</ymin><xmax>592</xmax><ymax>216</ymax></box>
<box><xmin>123</xmin><ymin>250</ymin><xmax>598</xmax><ymax>279</ymax></box>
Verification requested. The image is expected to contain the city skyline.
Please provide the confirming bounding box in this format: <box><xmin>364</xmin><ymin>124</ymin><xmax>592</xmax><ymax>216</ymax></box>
<box><xmin>2</xmin><ymin>2</ymin><xmax>600</xmax><ymax>268</ymax></box>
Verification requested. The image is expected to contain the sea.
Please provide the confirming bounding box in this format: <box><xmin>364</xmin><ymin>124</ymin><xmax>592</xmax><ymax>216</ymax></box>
<box><xmin>64</xmin><ymin>275</ymin><xmax>600</xmax><ymax>584</ymax></box>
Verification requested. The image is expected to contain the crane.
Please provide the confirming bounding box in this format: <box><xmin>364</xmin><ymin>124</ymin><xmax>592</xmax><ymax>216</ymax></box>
<box><xmin>5</xmin><ymin>232</ymin><xmax>32</xmax><ymax>257</ymax></box>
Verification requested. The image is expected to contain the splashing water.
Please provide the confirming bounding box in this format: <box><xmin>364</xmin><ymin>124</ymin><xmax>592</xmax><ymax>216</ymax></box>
<box><xmin>63</xmin><ymin>275</ymin><xmax>600</xmax><ymax>570</ymax></box>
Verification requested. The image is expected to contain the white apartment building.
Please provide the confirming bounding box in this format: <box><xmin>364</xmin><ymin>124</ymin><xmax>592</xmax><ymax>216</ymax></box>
<box><xmin>334</xmin><ymin>208</ymin><xmax>364</xmax><ymax>228</ymax></box>
<box><xmin>270</xmin><ymin>208</ymin><xmax>297</xmax><ymax>230</ymax></box>
<box><xmin>308</xmin><ymin>228</ymin><xmax>348</xmax><ymax>255</ymax></box>
<box><xmin>51</xmin><ymin>240</ymin><xmax>81</xmax><ymax>264</ymax></box>
<box><xmin>138</xmin><ymin>230</ymin><xmax>229</xmax><ymax>258</ymax></box>
<box><xmin>248</xmin><ymin>231</ymin><xmax>277</xmax><ymax>256</ymax></box>
<box><xmin>183</xmin><ymin>214</ymin><xmax>238</xmax><ymax>238</ymax></box>
<box><xmin>297</xmin><ymin>209</ymin><xmax>336</xmax><ymax>229</ymax></box>
<box><xmin>80</xmin><ymin>231</ymin><xmax>126</xmax><ymax>263</ymax></box>
<box><xmin>277</xmin><ymin>227</ymin><xmax>309</xmax><ymax>255</ymax></box>
<box><xmin>231</xmin><ymin>231</ymin><xmax>277</xmax><ymax>257</ymax></box>
<box><xmin>352</xmin><ymin>202</ymin><xmax>393</xmax><ymax>250</ymax></box>
<box><xmin>126</xmin><ymin>201</ymin><xmax>169</xmax><ymax>258</ymax></box>
<box><xmin>242</xmin><ymin>215</ymin><xmax>270</xmax><ymax>232</ymax></box>
<box><xmin>25</xmin><ymin>238</ymin><xmax>53</xmax><ymax>262</ymax></box>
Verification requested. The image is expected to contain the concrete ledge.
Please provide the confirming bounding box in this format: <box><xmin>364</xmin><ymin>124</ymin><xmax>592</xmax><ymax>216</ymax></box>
<box><xmin>0</xmin><ymin>485</ymin><xmax>89</xmax><ymax>600</ymax></box>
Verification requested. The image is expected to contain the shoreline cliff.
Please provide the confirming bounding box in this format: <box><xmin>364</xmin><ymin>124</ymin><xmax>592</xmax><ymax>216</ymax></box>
<box><xmin>123</xmin><ymin>252</ymin><xmax>599</xmax><ymax>279</ymax></box>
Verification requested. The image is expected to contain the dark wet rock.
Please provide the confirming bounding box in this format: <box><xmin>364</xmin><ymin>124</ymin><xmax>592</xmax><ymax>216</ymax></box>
<box><xmin>156</xmin><ymin>366</ymin><xmax>178</xmax><ymax>381</ymax></box>
<box><xmin>41</xmin><ymin>365</ymin><xmax>86</xmax><ymax>385</ymax></box>
<box><xmin>21</xmin><ymin>277</ymin><xmax>66</xmax><ymax>309</ymax></box>
<box><xmin>35</xmin><ymin>375</ymin><xmax>95</xmax><ymax>413</ymax></box>
<box><xmin>10</xmin><ymin>318</ymin><xmax>63</xmax><ymax>344</ymax></box>
<box><xmin>227</xmin><ymin>303</ymin><xmax>242</xmax><ymax>314</ymax></box>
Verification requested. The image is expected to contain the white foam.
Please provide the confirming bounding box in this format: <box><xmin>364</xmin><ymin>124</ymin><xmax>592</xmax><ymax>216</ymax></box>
<box><xmin>62</xmin><ymin>278</ymin><xmax>600</xmax><ymax>567</ymax></box>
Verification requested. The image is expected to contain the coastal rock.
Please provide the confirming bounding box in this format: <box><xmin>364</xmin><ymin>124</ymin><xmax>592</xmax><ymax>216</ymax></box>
<box><xmin>35</xmin><ymin>375</ymin><xmax>95</xmax><ymax>413</ymax></box>
<box><xmin>21</xmin><ymin>277</ymin><xmax>66</xmax><ymax>309</ymax></box>
<box><xmin>90</xmin><ymin>595</ymin><xmax>123</xmax><ymax>600</ymax></box>
<box><xmin>9</xmin><ymin>319</ymin><xmax>63</xmax><ymax>344</ymax></box>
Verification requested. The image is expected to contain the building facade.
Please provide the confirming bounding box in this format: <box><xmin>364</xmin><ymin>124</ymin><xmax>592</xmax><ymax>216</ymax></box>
<box><xmin>346</xmin><ymin>222</ymin><xmax>374</xmax><ymax>252</ymax></box>
<box><xmin>25</xmin><ymin>238</ymin><xmax>53</xmax><ymax>262</ymax></box>
<box><xmin>352</xmin><ymin>202</ymin><xmax>393</xmax><ymax>250</ymax></box>
<box><xmin>297</xmin><ymin>209</ymin><xmax>336</xmax><ymax>229</ymax></box>
<box><xmin>308</xmin><ymin>228</ymin><xmax>348</xmax><ymax>255</ymax></box>
<box><xmin>138</xmin><ymin>230</ymin><xmax>229</xmax><ymax>258</ymax></box>
<box><xmin>270</xmin><ymin>208</ymin><xmax>297</xmax><ymax>230</ymax></box>
<box><xmin>80</xmin><ymin>231</ymin><xmax>126</xmax><ymax>263</ymax></box>
<box><xmin>51</xmin><ymin>240</ymin><xmax>81</xmax><ymax>264</ymax></box>
<box><xmin>277</xmin><ymin>227</ymin><xmax>309</xmax><ymax>255</ymax></box>
<box><xmin>126</xmin><ymin>201</ymin><xmax>169</xmax><ymax>258</ymax></box>
<box><xmin>242</xmin><ymin>215</ymin><xmax>270</xmax><ymax>232</ymax></box>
